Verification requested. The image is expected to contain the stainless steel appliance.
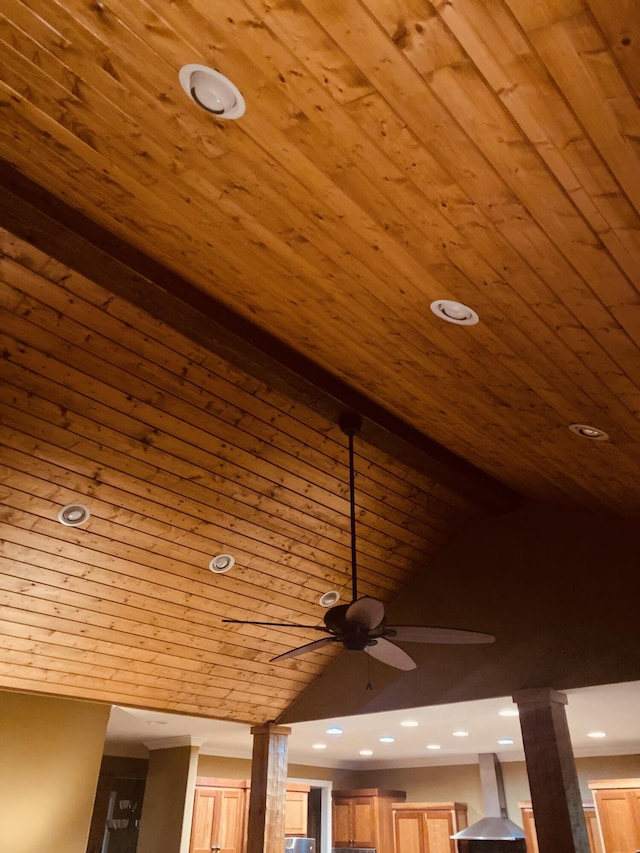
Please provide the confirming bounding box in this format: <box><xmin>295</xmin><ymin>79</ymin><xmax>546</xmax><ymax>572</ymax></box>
<box><xmin>285</xmin><ymin>837</ymin><xmax>316</xmax><ymax>853</ymax></box>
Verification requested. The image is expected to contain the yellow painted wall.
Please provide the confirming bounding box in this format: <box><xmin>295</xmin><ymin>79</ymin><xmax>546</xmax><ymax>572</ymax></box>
<box><xmin>196</xmin><ymin>753</ymin><xmax>361</xmax><ymax>789</ymax></box>
<box><xmin>137</xmin><ymin>744</ymin><xmax>199</xmax><ymax>853</ymax></box>
<box><xmin>0</xmin><ymin>689</ymin><xmax>110</xmax><ymax>853</ymax></box>
<box><xmin>354</xmin><ymin>763</ymin><xmax>484</xmax><ymax>824</ymax></box>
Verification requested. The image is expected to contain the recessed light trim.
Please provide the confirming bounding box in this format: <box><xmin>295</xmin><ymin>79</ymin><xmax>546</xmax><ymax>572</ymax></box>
<box><xmin>359</xmin><ymin>749</ymin><xmax>373</xmax><ymax>756</ymax></box>
<box><xmin>209</xmin><ymin>554</ymin><xmax>235</xmax><ymax>573</ymax></box>
<box><xmin>400</xmin><ymin>720</ymin><xmax>419</xmax><ymax>727</ymax></box>
<box><xmin>319</xmin><ymin>590</ymin><xmax>340</xmax><ymax>607</ymax></box>
<box><xmin>58</xmin><ymin>503</ymin><xmax>91</xmax><ymax>526</ymax></box>
<box><xmin>426</xmin><ymin>744</ymin><xmax>442</xmax><ymax>750</ymax></box>
<box><xmin>568</xmin><ymin>423</ymin><xmax>610</xmax><ymax>441</ymax></box>
<box><xmin>587</xmin><ymin>731</ymin><xmax>607</xmax><ymax>738</ymax></box>
<box><xmin>430</xmin><ymin>299</ymin><xmax>479</xmax><ymax>326</ymax></box>
<box><xmin>179</xmin><ymin>64</ymin><xmax>245</xmax><ymax>119</ymax></box>
<box><xmin>312</xmin><ymin>743</ymin><xmax>327</xmax><ymax>750</ymax></box>
<box><xmin>498</xmin><ymin>708</ymin><xmax>519</xmax><ymax>717</ymax></box>
<box><xmin>452</xmin><ymin>730</ymin><xmax>469</xmax><ymax>737</ymax></box>
<box><xmin>497</xmin><ymin>738</ymin><xmax>514</xmax><ymax>745</ymax></box>
<box><xmin>379</xmin><ymin>735</ymin><xmax>395</xmax><ymax>743</ymax></box>
<box><xmin>326</xmin><ymin>726</ymin><xmax>343</xmax><ymax>735</ymax></box>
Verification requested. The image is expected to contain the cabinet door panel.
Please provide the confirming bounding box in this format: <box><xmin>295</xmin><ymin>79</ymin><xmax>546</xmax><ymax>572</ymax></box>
<box><xmin>520</xmin><ymin>808</ymin><xmax>540</xmax><ymax>853</ymax></box>
<box><xmin>395</xmin><ymin>812</ymin><xmax>429</xmax><ymax>853</ymax></box>
<box><xmin>596</xmin><ymin>790</ymin><xmax>640</xmax><ymax>852</ymax></box>
<box><xmin>332</xmin><ymin>800</ymin><xmax>353</xmax><ymax>846</ymax></box>
<box><xmin>286</xmin><ymin>790</ymin><xmax>308</xmax><ymax>836</ymax></box>
<box><xmin>192</xmin><ymin>788</ymin><xmax>219</xmax><ymax>853</ymax></box>
<box><xmin>352</xmin><ymin>798</ymin><xmax>377</xmax><ymax>847</ymax></box>
<box><xmin>191</xmin><ymin>787</ymin><xmax>245</xmax><ymax>853</ymax></box>
<box><xmin>425</xmin><ymin>811</ymin><xmax>454</xmax><ymax>853</ymax></box>
<box><xmin>219</xmin><ymin>790</ymin><xmax>245</xmax><ymax>853</ymax></box>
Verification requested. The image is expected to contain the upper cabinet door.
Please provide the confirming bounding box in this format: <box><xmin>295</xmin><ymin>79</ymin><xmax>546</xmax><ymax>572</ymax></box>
<box><xmin>332</xmin><ymin>797</ymin><xmax>354</xmax><ymax>846</ymax></box>
<box><xmin>191</xmin><ymin>788</ymin><xmax>220</xmax><ymax>853</ymax></box>
<box><xmin>218</xmin><ymin>789</ymin><xmax>246</xmax><ymax>853</ymax></box>
<box><xmin>351</xmin><ymin>797</ymin><xmax>377</xmax><ymax>847</ymax></box>
<box><xmin>595</xmin><ymin>789</ymin><xmax>640</xmax><ymax>852</ymax></box>
<box><xmin>285</xmin><ymin>788</ymin><xmax>309</xmax><ymax>836</ymax></box>
<box><xmin>190</xmin><ymin>786</ymin><xmax>246</xmax><ymax>853</ymax></box>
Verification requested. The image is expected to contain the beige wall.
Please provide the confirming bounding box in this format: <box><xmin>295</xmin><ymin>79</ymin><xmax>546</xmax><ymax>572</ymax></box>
<box><xmin>196</xmin><ymin>753</ymin><xmax>361</xmax><ymax>789</ymax></box>
<box><xmin>0</xmin><ymin>689</ymin><xmax>110</xmax><ymax>853</ymax></box>
<box><xmin>355</xmin><ymin>763</ymin><xmax>484</xmax><ymax>824</ymax></box>
<box><xmin>138</xmin><ymin>744</ymin><xmax>199</xmax><ymax>853</ymax></box>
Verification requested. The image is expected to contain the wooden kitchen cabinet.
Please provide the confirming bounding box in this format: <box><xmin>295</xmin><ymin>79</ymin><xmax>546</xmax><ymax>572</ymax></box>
<box><xmin>519</xmin><ymin>801</ymin><xmax>603</xmax><ymax>853</ymax></box>
<box><xmin>333</xmin><ymin>789</ymin><xmax>406</xmax><ymax>853</ymax></box>
<box><xmin>190</xmin><ymin>781</ymin><xmax>247</xmax><ymax>853</ymax></box>
<box><xmin>392</xmin><ymin>802</ymin><xmax>468</xmax><ymax>853</ymax></box>
<box><xmin>589</xmin><ymin>779</ymin><xmax>640</xmax><ymax>853</ymax></box>
<box><xmin>191</xmin><ymin>777</ymin><xmax>310</xmax><ymax>853</ymax></box>
<box><xmin>285</xmin><ymin>783</ymin><xmax>310</xmax><ymax>836</ymax></box>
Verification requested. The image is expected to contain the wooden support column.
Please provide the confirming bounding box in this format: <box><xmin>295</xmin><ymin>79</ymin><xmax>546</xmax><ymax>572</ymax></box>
<box><xmin>513</xmin><ymin>688</ymin><xmax>589</xmax><ymax>853</ymax></box>
<box><xmin>246</xmin><ymin>723</ymin><xmax>292</xmax><ymax>853</ymax></box>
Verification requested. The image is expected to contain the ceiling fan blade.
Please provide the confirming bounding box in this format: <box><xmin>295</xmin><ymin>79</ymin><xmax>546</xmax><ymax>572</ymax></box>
<box><xmin>270</xmin><ymin>637</ymin><xmax>339</xmax><ymax>662</ymax></box>
<box><xmin>366</xmin><ymin>637</ymin><xmax>417</xmax><ymax>671</ymax></box>
<box><xmin>386</xmin><ymin>625</ymin><xmax>496</xmax><ymax>644</ymax></box>
<box><xmin>222</xmin><ymin>619</ymin><xmax>329</xmax><ymax>631</ymax></box>
<box><xmin>346</xmin><ymin>596</ymin><xmax>385</xmax><ymax>630</ymax></box>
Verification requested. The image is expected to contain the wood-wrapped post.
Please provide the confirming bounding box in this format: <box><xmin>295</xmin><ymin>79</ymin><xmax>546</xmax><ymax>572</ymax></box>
<box><xmin>513</xmin><ymin>688</ymin><xmax>589</xmax><ymax>853</ymax></box>
<box><xmin>246</xmin><ymin>722</ymin><xmax>292</xmax><ymax>853</ymax></box>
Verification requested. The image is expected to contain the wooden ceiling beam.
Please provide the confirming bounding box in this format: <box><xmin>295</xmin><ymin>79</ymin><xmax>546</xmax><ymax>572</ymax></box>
<box><xmin>0</xmin><ymin>160</ymin><xmax>520</xmax><ymax>514</ymax></box>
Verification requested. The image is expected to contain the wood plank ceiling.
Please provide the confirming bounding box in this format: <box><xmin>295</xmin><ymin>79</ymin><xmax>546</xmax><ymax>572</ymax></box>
<box><xmin>0</xmin><ymin>0</ymin><xmax>639</xmax><ymax>723</ymax></box>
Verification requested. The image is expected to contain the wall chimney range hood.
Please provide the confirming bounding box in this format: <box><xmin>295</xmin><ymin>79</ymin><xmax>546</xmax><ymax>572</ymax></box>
<box><xmin>451</xmin><ymin>753</ymin><xmax>525</xmax><ymax>842</ymax></box>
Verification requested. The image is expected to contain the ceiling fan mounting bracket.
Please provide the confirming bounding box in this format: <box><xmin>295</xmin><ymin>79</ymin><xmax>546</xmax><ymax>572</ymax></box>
<box><xmin>339</xmin><ymin>411</ymin><xmax>362</xmax><ymax>436</ymax></box>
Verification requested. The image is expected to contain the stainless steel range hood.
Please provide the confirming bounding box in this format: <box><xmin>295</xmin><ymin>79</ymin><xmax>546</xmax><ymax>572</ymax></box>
<box><xmin>451</xmin><ymin>753</ymin><xmax>525</xmax><ymax>842</ymax></box>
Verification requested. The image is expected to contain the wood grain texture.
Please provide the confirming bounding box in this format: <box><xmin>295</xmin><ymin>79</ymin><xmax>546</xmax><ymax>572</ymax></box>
<box><xmin>0</xmin><ymin>230</ymin><xmax>484</xmax><ymax>721</ymax></box>
<box><xmin>246</xmin><ymin>724</ymin><xmax>291</xmax><ymax>853</ymax></box>
<box><xmin>0</xmin><ymin>0</ymin><xmax>639</xmax><ymax>724</ymax></box>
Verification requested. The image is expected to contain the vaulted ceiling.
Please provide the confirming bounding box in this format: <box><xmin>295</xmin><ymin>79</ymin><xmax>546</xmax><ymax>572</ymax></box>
<box><xmin>0</xmin><ymin>0</ymin><xmax>639</xmax><ymax>726</ymax></box>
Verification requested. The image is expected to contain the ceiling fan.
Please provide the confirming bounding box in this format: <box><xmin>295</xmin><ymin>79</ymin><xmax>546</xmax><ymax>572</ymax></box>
<box><xmin>223</xmin><ymin>413</ymin><xmax>495</xmax><ymax>670</ymax></box>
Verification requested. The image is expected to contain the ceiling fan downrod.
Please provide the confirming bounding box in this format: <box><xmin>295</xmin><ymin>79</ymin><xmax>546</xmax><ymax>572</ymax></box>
<box><xmin>339</xmin><ymin>412</ymin><xmax>362</xmax><ymax>604</ymax></box>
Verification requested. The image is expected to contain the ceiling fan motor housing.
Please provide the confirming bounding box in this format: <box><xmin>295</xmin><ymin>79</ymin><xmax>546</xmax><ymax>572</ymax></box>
<box><xmin>343</xmin><ymin>630</ymin><xmax>370</xmax><ymax>651</ymax></box>
<box><xmin>324</xmin><ymin>603</ymin><xmax>377</xmax><ymax>650</ymax></box>
<box><xmin>323</xmin><ymin>604</ymin><xmax>351</xmax><ymax>634</ymax></box>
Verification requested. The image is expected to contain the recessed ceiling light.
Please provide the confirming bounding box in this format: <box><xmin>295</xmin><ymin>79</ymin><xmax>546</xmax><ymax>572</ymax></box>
<box><xmin>452</xmin><ymin>730</ymin><xmax>469</xmax><ymax>737</ymax></box>
<box><xmin>147</xmin><ymin>720</ymin><xmax>168</xmax><ymax>726</ymax></box>
<box><xmin>426</xmin><ymin>744</ymin><xmax>442</xmax><ymax>750</ymax></box>
<box><xmin>379</xmin><ymin>736</ymin><xmax>395</xmax><ymax>743</ymax></box>
<box><xmin>497</xmin><ymin>738</ymin><xmax>514</xmax><ymax>745</ymax></box>
<box><xmin>587</xmin><ymin>731</ymin><xmax>607</xmax><ymax>738</ymax></box>
<box><xmin>568</xmin><ymin>423</ymin><xmax>610</xmax><ymax>441</ymax></box>
<box><xmin>179</xmin><ymin>64</ymin><xmax>245</xmax><ymax>119</ymax></box>
<box><xmin>209</xmin><ymin>554</ymin><xmax>235</xmax><ymax>573</ymax></box>
<box><xmin>319</xmin><ymin>590</ymin><xmax>340</xmax><ymax>607</ymax></box>
<box><xmin>359</xmin><ymin>749</ymin><xmax>373</xmax><ymax>756</ymax></box>
<box><xmin>498</xmin><ymin>708</ymin><xmax>519</xmax><ymax>717</ymax></box>
<box><xmin>312</xmin><ymin>743</ymin><xmax>327</xmax><ymax>750</ymax></box>
<box><xmin>326</xmin><ymin>726</ymin><xmax>343</xmax><ymax>735</ymax></box>
<box><xmin>400</xmin><ymin>720</ymin><xmax>419</xmax><ymax>727</ymax></box>
<box><xmin>58</xmin><ymin>503</ymin><xmax>91</xmax><ymax>526</ymax></box>
<box><xmin>430</xmin><ymin>299</ymin><xmax>479</xmax><ymax>326</ymax></box>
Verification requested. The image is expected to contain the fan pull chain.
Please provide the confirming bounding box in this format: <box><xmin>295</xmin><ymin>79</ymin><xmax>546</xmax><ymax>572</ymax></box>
<box><xmin>366</xmin><ymin>652</ymin><xmax>373</xmax><ymax>691</ymax></box>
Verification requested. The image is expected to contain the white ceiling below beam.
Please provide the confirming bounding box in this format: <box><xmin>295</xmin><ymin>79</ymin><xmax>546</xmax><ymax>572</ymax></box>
<box><xmin>105</xmin><ymin>680</ymin><xmax>640</xmax><ymax>770</ymax></box>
